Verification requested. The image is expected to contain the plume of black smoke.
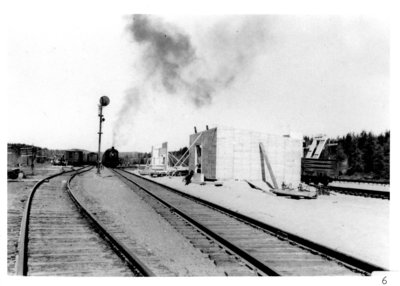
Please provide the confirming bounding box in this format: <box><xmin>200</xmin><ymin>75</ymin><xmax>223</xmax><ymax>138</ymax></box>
<box><xmin>127</xmin><ymin>15</ymin><xmax>269</xmax><ymax>108</ymax></box>
<box><xmin>113</xmin><ymin>15</ymin><xmax>270</xmax><ymax>148</ymax></box>
<box><xmin>131</xmin><ymin>15</ymin><xmax>196</xmax><ymax>93</ymax></box>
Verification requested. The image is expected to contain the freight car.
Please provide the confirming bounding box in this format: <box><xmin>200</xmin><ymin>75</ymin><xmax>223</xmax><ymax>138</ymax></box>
<box><xmin>301</xmin><ymin>158</ymin><xmax>338</xmax><ymax>185</ymax></box>
<box><xmin>102</xmin><ymin>147</ymin><xmax>119</xmax><ymax>168</ymax></box>
<box><xmin>301</xmin><ymin>135</ymin><xmax>339</xmax><ymax>185</ymax></box>
<box><xmin>65</xmin><ymin>150</ymin><xmax>84</xmax><ymax>166</ymax></box>
<box><xmin>86</xmin><ymin>152</ymin><xmax>98</xmax><ymax>165</ymax></box>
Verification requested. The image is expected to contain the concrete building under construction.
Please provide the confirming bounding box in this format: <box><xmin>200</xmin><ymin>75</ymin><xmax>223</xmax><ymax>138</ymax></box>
<box><xmin>151</xmin><ymin>142</ymin><xmax>168</xmax><ymax>167</ymax></box>
<box><xmin>188</xmin><ymin>126</ymin><xmax>302</xmax><ymax>187</ymax></box>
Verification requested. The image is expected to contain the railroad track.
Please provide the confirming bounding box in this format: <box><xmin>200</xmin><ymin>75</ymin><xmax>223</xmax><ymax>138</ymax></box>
<box><xmin>326</xmin><ymin>185</ymin><xmax>390</xmax><ymax>200</ymax></box>
<box><xmin>16</xmin><ymin>166</ymin><xmax>153</xmax><ymax>276</ymax></box>
<box><xmin>334</xmin><ymin>178</ymin><xmax>389</xmax><ymax>185</ymax></box>
<box><xmin>113</xmin><ymin>168</ymin><xmax>387</xmax><ymax>276</ymax></box>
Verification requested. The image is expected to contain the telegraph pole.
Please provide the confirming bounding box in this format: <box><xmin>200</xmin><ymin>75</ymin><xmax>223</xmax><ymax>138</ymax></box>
<box><xmin>97</xmin><ymin>96</ymin><xmax>110</xmax><ymax>174</ymax></box>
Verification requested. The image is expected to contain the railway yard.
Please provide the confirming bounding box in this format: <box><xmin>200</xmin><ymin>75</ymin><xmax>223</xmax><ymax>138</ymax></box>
<box><xmin>7</xmin><ymin>163</ymin><xmax>390</xmax><ymax>277</ymax></box>
<box><xmin>7</xmin><ymin>11</ymin><xmax>395</xmax><ymax>282</ymax></box>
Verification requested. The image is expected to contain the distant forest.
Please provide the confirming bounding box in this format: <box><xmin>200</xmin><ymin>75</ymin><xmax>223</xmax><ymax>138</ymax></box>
<box><xmin>305</xmin><ymin>131</ymin><xmax>390</xmax><ymax>180</ymax></box>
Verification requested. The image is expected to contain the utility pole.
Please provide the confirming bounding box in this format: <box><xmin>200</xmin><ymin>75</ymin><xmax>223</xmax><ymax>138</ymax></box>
<box><xmin>97</xmin><ymin>96</ymin><xmax>110</xmax><ymax>174</ymax></box>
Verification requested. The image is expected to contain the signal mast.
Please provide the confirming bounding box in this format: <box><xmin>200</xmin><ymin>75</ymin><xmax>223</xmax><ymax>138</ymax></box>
<box><xmin>97</xmin><ymin>96</ymin><xmax>110</xmax><ymax>174</ymax></box>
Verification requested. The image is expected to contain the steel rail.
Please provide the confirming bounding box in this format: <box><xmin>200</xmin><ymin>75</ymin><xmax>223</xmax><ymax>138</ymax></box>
<box><xmin>66</xmin><ymin>167</ymin><xmax>155</xmax><ymax>276</ymax></box>
<box><xmin>328</xmin><ymin>186</ymin><xmax>389</xmax><ymax>199</ymax></box>
<box><xmin>117</xmin><ymin>168</ymin><xmax>387</xmax><ymax>275</ymax></box>
<box><xmin>333</xmin><ymin>178</ymin><xmax>390</xmax><ymax>185</ymax></box>
<box><xmin>15</xmin><ymin>167</ymin><xmax>83</xmax><ymax>275</ymax></box>
<box><xmin>113</xmin><ymin>168</ymin><xmax>280</xmax><ymax>276</ymax></box>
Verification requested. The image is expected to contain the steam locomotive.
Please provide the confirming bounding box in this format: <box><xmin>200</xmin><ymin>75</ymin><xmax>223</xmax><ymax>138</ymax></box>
<box><xmin>102</xmin><ymin>147</ymin><xmax>120</xmax><ymax>168</ymax></box>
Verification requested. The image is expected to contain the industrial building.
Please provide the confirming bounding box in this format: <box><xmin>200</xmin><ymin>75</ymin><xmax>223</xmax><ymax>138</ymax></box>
<box><xmin>188</xmin><ymin>126</ymin><xmax>302</xmax><ymax>187</ymax></box>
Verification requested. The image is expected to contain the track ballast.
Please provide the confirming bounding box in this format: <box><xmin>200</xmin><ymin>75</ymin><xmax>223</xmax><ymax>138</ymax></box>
<box><xmin>113</xmin><ymin>168</ymin><xmax>386</xmax><ymax>276</ymax></box>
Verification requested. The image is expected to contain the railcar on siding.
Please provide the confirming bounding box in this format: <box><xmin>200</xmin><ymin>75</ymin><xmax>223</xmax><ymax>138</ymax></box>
<box><xmin>65</xmin><ymin>150</ymin><xmax>84</xmax><ymax>166</ymax></box>
<box><xmin>86</xmin><ymin>152</ymin><xmax>98</xmax><ymax>165</ymax></box>
<box><xmin>301</xmin><ymin>158</ymin><xmax>338</xmax><ymax>185</ymax></box>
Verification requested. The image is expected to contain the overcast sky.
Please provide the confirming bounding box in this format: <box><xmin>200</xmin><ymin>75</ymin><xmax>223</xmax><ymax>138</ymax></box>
<box><xmin>7</xmin><ymin>12</ymin><xmax>390</xmax><ymax>152</ymax></box>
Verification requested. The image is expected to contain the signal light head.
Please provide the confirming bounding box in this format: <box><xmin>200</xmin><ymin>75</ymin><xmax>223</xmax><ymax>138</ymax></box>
<box><xmin>99</xmin><ymin>96</ymin><xmax>110</xmax><ymax>106</ymax></box>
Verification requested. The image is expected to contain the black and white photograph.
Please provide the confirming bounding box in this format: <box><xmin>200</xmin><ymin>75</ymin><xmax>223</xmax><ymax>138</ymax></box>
<box><xmin>4</xmin><ymin>0</ymin><xmax>399</xmax><ymax>284</ymax></box>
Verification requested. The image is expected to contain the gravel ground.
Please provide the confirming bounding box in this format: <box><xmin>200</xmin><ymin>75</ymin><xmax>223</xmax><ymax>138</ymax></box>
<box><xmin>136</xmin><ymin>172</ymin><xmax>390</xmax><ymax>270</ymax></box>
<box><xmin>72</xmin><ymin>168</ymin><xmax>225</xmax><ymax>276</ymax></box>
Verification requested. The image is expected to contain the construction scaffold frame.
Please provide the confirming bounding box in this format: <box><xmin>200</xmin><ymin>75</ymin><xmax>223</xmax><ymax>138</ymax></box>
<box><xmin>168</xmin><ymin>132</ymin><xmax>203</xmax><ymax>176</ymax></box>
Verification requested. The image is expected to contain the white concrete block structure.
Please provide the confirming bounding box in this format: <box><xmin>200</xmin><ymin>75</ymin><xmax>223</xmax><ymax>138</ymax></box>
<box><xmin>151</xmin><ymin>142</ymin><xmax>168</xmax><ymax>168</ymax></box>
<box><xmin>188</xmin><ymin>126</ymin><xmax>302</xmax><ymax>187</ymax></box>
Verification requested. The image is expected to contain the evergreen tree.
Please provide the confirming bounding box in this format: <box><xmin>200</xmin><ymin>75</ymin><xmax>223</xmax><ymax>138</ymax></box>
<box><xmin>373</xmin><ymin>144</ymin><xmax>385</xmax><ymax>178</ymax></box>
<box><xmin>350</xmin><ymin>147</ymin><xmax>364</xmax><ymax>174</ymax></box>
<box><xmin>330</xmin><ymin>130</ymin><xmax>390</xmax><ymax>179</ymax></box>
<box><xmin>363</xmin><ymin>132</ymin><xmax>376</xmax><ymax>173</ymax></box>
<box><xmin>336</xmin><ymin>144</ymin><xmax>347</xmax><ymax>162</ymax></box>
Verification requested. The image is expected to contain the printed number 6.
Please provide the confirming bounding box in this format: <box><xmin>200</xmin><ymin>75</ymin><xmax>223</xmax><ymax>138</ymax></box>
<box><xmin>382</xmin><ymin>276</ymin><xmax>387</xmax><ymax>285</ymax></box>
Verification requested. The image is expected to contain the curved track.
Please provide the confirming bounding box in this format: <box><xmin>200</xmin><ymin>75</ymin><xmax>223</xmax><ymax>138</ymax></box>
<box><xmin>16</xmin><ymin>166</ymin><xmax>153</xmax><ymax>276</ymax></box>
<box><xmin>113</xmin><ymin>168</ymin><xmax>386</xmax><ymax>276</ymax></box>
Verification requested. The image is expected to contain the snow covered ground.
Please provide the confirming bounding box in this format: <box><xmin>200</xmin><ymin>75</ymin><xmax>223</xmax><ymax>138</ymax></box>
<box><xmin>133</xmin><ymin>171</ymin><xmax>390</xmax><ymax>269</ymax></box>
